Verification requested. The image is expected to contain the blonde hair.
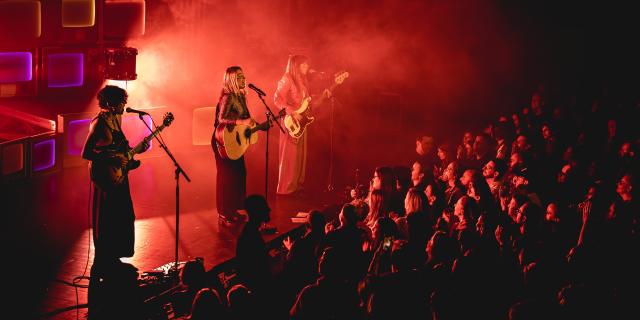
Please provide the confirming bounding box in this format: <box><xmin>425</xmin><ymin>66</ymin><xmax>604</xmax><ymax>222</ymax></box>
<box><xmin>405</xmin><ymin>187</ymin><xmax>427</xmax><ymax>214</ymax></box>
<box><xmin>366</xmin><ymin>189</ymin><xmax>386</xmax><ymax>229</ymax></box>
<box><xmin>222</xmin><ymin>66</ymin><xmax>246</xmax><ymax>96</ymax></box>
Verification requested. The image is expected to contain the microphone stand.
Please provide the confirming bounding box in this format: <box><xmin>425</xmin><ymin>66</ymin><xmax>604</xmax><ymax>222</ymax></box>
<box><xmin>326</xmin><ymin>95</ymin><xmax>340</xmax><ymax>192</ymax></box>
<box><xmin>254</xmin><ymin>92</ymin><xmax>286</xmax><ymax>197</ymax></box>
<box><xmin>138</xmin><ymin>114</ymin><xmax>191</xmax><ymax>282</ymax></box>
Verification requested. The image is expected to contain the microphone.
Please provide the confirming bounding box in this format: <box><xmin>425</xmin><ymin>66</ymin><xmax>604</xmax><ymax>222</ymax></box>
<box><xmin>248</xmin><ymin>83</ymin><xmax>266</xmax><ymax>96</ymax></box>
<box><xmin>309</xmin><ymin>69</ymin><xmax>326</xmax><ymax>79</ymax></box>
<box><xmin>126</xmin><ymin>107</ymin><xmax>149</xmax><ymax>116</ymax></box>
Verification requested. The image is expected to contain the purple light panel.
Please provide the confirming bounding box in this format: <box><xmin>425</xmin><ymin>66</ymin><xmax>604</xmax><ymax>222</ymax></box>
<box><xmin>0</xmin><ymin>52</ymin><xmax>33</xmax><ymax>83</ymax></box>
<box><xmin>32</xmin><ymin>138</ymin><xmax>56</xmax><ymax>172</ymax></box>
<box><xmin>2</xmin><ymin>143</ymin><xmax>25</xmax><ymax>175</ymax></box>
<box><xmin>48</xmin><ymin>53</ymin><xmax>84</xmax><ymax>88</ymax></box>
<box><xmin>67</xmin><ymin>119</ymin><xmax>91</xmax><ymax>155</ymax></box>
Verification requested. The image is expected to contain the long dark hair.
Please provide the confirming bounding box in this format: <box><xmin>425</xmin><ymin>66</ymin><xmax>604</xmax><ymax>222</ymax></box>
<box><xmin>285</xmin><ymin>54</ymin><xmax>309</xmax><ymax>95</ymax></box>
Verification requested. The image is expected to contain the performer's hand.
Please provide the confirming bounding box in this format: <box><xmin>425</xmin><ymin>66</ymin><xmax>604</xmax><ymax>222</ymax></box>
<box><xmin>362</xmin><ymin>240</ymin><xmax>372</xmax><ymax>252</ymax></box>
<box><xmin>323</xmin><ymin>89</ymin><xmax>332</xmax><ymax>98</ymax></box>
<box><xmin>111</xmin><ymin>154</ymin><xmax>128</xmax><ymax>167</ymax></box>
<box><xmin>141</xmin><ymin>140</ymin><xmax>150</xmax><ymax>153</ymax></box>
<box><xmin>283</xmin><ymin>236</ymin><xmax>293</xmax><ymax>251</ymax></box>
<box><xmin>237</xmin><ymin>118</ymin><xmax>254</xmax><ymax>126</ymax></box>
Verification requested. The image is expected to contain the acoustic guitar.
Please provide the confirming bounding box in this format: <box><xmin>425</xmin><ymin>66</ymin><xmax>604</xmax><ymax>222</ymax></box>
<box><xmin>214</xmin><ymin>119</ymin><xmax>271</xmax><ymax>160</ymax></box>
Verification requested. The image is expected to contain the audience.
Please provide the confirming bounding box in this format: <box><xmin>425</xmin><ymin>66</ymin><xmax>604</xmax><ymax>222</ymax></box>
<box><xmin>116</xmin><ymin>85</ymin><xmax>640</xmax><ymax>319</ymax></box>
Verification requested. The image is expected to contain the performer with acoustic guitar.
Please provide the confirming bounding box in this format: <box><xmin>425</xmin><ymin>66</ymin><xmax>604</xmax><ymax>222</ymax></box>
<box><xmin>82</xmin><ymin>85</ymin><xmax>150</xmax><ymax>274</ymax></box>
<box><xmin>212</xmin><ymin>66</ymin><xmax>270</xmax><ymax>224</ymax></box>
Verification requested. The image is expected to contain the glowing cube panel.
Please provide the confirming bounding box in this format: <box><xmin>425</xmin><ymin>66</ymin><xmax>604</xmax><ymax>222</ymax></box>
<box><xmin>66</xmin><ymin>118</ymin><xmax>91</xmax><ymax>155</ymax></box>
<box><xmin>121</xmin><ymin>114</ymin><xmax>153</xmax><ymax>151</ymax></box>
<box><xmin>192</xmin><ymin>107</ymin><xmax>215</xmax><ymax>145</ymax></box>
<box><xmin>2</xmin><ymin>143</ymin><xmax>25</xmax><ymax>175</ymax></box>
<box><xmin>0</xmin><ymin>52</ymin><xmax>33</xmax><ymax>83</ymax></box>
<box><xmin>47</xmin><ymin>53</ymin><xmax>84</xmax><ymax>88</ymax></box>
<box><xmin>32</xmin><ymin>138</ymin><xmax>56</xmax><ymax>172</ymax></box>
<box><xmin>0</xmin><ymin>84</ymin><xmax>18</xmax><ymax>97</ymax></box>
<box><xmin>62</xmin><ymin>0</ymin><xmax>95</xmax><ymax>27</ymax></box>
<box><xmin>104</xmin><ymin>0</ymin><xmax>145</xmax><ymax>38</ymax></box>
<box><xmin>0</xmin><ymin>0</ymin><xmax>41</xmax><ymax>39</ymax></box>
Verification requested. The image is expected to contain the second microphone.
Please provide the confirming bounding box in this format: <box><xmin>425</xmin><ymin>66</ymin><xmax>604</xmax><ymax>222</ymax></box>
<box><xmin>248</xmin><ymin>83</ymin><xmax>267</xmax><ymax>96</ymax></box>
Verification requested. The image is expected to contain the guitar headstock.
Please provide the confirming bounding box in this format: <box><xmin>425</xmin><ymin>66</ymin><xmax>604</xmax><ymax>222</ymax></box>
<box><xmin>163</xmin><ymin>112</ymin><xmax>175</xmax><ymax>127</ymax></box>
<box><xmin>333</xmin><ymin>71</ymin><xmax>349</xmax><ymax>85</ymax></box>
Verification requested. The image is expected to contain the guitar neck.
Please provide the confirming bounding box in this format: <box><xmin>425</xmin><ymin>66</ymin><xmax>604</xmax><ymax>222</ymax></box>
<box><xmin>129</xmin><ymin>124</ymin><xmax>166</xmax><ymax>156</ymax></box>
<box><xmin>249</xmin><ymin>120</ymin><xmax>269</xmax><ymax>133</ymax></box>
<box><xmin>314</xmin><ymin>82</ymin><xmax>341</xmax><ymax>106</ymax></box>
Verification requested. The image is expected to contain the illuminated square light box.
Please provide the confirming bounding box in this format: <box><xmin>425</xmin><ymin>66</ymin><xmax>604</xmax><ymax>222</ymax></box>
<box><xmin>0</xmin><ymin>0</ymin><xmax>41</xmax><ymax>40</ymax></box>
<box><xmin>0</xmin><ymin>52</ymin><xmax>33</xmax><ymax>83</ymax></box>
<box><xmin>32</xmin><ymin>138</ymin><xmax>56</xmax><ymax>172</ymax></box>
<box><xmin>1</xmin><ymin>142</ymin><xmax>25</xmax><ymax>176</ymax></box>
<box><xmin>62</xmin><ymin>0</ymin><xmax>96</xmax><ymax>27</ymax></box>
<box><xmin>0</xmin><ymin>84</ymin><xmax>18</xmax><ymax>97</ymax></box>
<box><xmin>47</xmin><ymin>53</ymin><xmax>84</xmax><ymax>88</ymax></box>
<box><xmin>192</xmin><ymin>107</ymin><xmax>215</xmax><ymax>145</ymax></box>
<box><xmin>121</xmin><ymin>114</ymin><xmax>153</xmax><ymax>151</ymax></box>
<box><xmin>65</xmin><ymin>118</ymin><xmax>91</xmax><ymax>156</ymax></box>
<box><xmin>104</xmin><ymin>0</ymin><xmax>146</xmax><ymax>38</ymax></box>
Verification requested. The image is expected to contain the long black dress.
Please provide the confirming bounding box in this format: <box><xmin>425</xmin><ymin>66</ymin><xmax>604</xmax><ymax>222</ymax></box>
<box><xmin>85</xmin><ymin>113</ymin><xmax>136</xmax><ymax>265</ymax></box>
<box><xmin>212</xmin><ymin>93</ymin><xmax>251</xmax><ymax>222</ymax></box>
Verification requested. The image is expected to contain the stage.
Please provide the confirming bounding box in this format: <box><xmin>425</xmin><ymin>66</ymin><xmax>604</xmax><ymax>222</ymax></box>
<box><xmin>4</xmin><ymin>152</ymin><xmax>344</xmax><ymax>319</ymax></box>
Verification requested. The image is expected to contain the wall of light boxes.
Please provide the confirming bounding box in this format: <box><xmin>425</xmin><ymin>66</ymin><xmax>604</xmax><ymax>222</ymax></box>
<box><xmin>0</xmin><ymin>0</ymin><xmax>146</xmax><ymax>181</ymax></box>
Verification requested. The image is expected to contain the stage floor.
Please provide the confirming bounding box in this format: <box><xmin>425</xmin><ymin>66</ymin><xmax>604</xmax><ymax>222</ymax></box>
<box><xmin>4</xmin><ymin>154</ymin><xmax>344</xmax><ymax>319</ymax></box>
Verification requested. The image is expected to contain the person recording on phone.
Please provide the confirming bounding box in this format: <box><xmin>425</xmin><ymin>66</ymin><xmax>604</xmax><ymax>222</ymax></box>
<box><xmin>363</xmin><ymin>216</ymin><xmax>400</xmax><ymax>275</ymax></box>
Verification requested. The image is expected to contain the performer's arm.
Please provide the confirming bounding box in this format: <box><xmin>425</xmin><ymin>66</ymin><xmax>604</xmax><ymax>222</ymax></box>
<box><xmin>81</xmin><ymin>118</ymin><xmax>107</xmax><ymax>161</ymax></box>
<box><xmin>274</xmin><ymin>76</ymin><xmax>298</xmax><ymax>115</ymax></box>
<box><xmin>217</xmin><ymin>95</ymin><xmax>243</xmax><ymax>126</ymax></box>
<box><xmin>82</xmin><ymin>118</ymin><xmax>127</xmax><ymax>166</ymax></box>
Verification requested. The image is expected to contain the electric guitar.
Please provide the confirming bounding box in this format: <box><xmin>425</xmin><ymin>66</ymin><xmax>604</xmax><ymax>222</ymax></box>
<box><xmin>214</xmin><ymin>119</ymin><xmax>272</xmax><ymax>160</ymax></box>
<box><xmin>91</xmin><ymin>112</ymin><xmax>174</xmax><ymax>189</ymax></box>
<box><xmin>283</xmin><ymin>71</ymin><xmax>349</xmax><ymax>138</ymax></box>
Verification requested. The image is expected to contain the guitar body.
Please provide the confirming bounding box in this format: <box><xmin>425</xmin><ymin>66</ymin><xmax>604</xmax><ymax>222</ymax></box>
<box><xmin>283</xmin><ymin>101</ymin><xmax>315</xmax><ymax>139</ymax></box>
<box><xmin>214</xmin><ymin>122</ymin><xmax>259</xmax><ymax>160</ymax></box>
<box><xmin>90</xmin><ymin>142</ymin><xmax>141</xmax><ymax>190</ymax></box>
